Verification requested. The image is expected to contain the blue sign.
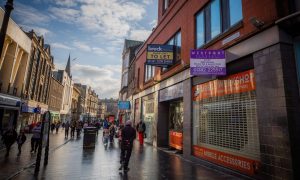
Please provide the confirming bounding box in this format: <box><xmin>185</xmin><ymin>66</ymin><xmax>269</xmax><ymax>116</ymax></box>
<box><xmin>146</xmin><ymin>44</ymin><xmax>174</xmax><ymax>66</ymax></box>
<box><xmin>118</xmin><ymin>101</ymin><xmax>130</xmax><ymax>110</ymax></box>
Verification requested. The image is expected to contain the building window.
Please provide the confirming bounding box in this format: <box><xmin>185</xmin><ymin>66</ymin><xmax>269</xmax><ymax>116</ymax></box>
<box><xmin>145</xmin><ymin>64</ymin><xmax>155</xmax><ymax>82</ymax></box>
<box><xmin>162</xmin><ymin>31</ymin><xmax>181</xmax><ymax>71</ymax></box>
<box><xmin>196</xmin><ymin>0</ymin><xmax>243</xmax><ymax>48</ymax></box>
<box><xmin>164</xmin><ymin>0</ymin><xmax>169</xmax><ymax>10</ymax></box>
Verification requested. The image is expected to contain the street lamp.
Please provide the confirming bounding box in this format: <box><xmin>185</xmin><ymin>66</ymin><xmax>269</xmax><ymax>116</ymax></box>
<box><xmin>0</xmin><ymin>0</ymin><xmax>14</xmax><ymax>58</ymax></box>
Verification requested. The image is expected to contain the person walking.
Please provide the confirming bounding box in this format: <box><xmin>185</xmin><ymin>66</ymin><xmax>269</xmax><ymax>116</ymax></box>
<box><xmin>65</xmin><ymin>121</ymin><xmax>70</xmax><ymax>138</ymax></box>
<box><xmin>1</xmin><ymin>128</ymin><xmax>17</xmax><ymax>157</ymax></box>
<box><xmin>109</xmin><ymin>123</ymin><xmax>115</xmax><ymax>143</ymax></box>
<box><xmin>119</xmin><ymin>120</ymin><xmax>136</xmax><ymax>172</ymax></box>
<box><xmin>50</xmin><ymin>123</ymin><xmax>55</xmax><ymax>133</ymax></box>
<box><xmin>136</xmin><ymin>120</ymin><xmax>146</xmax><ymax>145</ymax></box>
<box><xmin>31</xmin><ymin>122</ymin><xmax>41</xmax><ymax>153</ymax></box>
<box><xmin>55</xmin><ymin>122</ymin><xmax>60</xmax><ymax>134</ymax></box>
<box><xmin>16</xmin><ymin>130</ymin><xmax>27</xmax><ymax>156</ymax></box>
<box><xmin>70</xmin><ymin>121</ymin><xmax>76</xmax><ymax>138</ymax></box>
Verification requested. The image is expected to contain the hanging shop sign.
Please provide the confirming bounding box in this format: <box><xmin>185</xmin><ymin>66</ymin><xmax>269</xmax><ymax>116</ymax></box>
<box><xmin>146</xmin><ymin>44</ymin><xmax>174</xmax><ymax>66</ymax></box>
<box><xmin>190</xmin><ymin>49</ymin><xmax>226</xmax><ymax>76</ymax></box>
<box><xmin>118</xmin><ymin>101</ymin><xmax>131</xmax><ymax>110</ymax></box>
<box><xmin>193</xmin><ymin>146</ymin><xmax>260</xmax><ymax>175</ymax></box>
<box><xmin>192</xmin><ymin>69</ymin><xmax>255</xmax><ymax>101</ymax></box>
<box><xmin>159</xmin><ymin>82</ymin><xmax>184</xmax><ymax>102</ymax></box>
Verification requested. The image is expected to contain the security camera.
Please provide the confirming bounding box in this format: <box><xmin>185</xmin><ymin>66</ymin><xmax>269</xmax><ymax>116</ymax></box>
<box><xmin>249</xmin><ymin>17</ymin><xmax>265</xmax><ymax>29</ymax></box>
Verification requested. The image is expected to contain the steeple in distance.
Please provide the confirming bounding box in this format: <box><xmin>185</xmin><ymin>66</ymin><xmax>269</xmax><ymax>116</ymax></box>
<box><xmin>65</xmin><ymin>53</ymin><xmax>71</xmax><ymax>78</ymax></box>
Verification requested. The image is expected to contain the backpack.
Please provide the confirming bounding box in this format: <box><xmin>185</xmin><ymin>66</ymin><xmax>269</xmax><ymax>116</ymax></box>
<box><xmin>138</xmin><ymin>123</ymin><xmax>144</xmax><ymax>132</ymax></box>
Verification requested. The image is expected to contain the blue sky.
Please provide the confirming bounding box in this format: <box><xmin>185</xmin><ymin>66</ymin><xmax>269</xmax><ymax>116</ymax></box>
<box><xmin>3</xmin><ymin>0</ymin><xmax>157</xmax><ymax>98</ymax></box>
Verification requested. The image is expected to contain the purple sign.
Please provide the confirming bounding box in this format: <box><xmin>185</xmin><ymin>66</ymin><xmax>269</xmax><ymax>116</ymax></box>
<box><xmin>190</xmin><ymin>50</ymin><xmax>226</xmax><ymax>76</ymax></box>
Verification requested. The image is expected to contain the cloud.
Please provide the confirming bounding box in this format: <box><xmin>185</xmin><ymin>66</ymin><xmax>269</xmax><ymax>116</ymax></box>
<box><xmin>149</xmin><ymin>19</ymin><xmax>157</xmax><ymax>28</ymax></box>
<box><xmin>72</xmin><ymin>64</ymin><xmax>121</xmax><ymax>98</ymax></box>
<box><xmin>51</xmin><ymin>42</ymin><xmax>73</xmax><ymax>50</ymax></box>
<box><xmin>49</xmin><ymin>0</ymin><xmax>146</xmax><ymax>39</ymax></box>
<box><xmin>14</xmin><ymin>2</ymin><xmax>50</xmax><ymax>25</ymax></box>
<box><xmin>73</xmin><ymin>41</ymin><xmax>91</xmax><ymax>52</ymax></box>
<box><xmin>19</xmin><ymin>24</ymin><xmax>51</xmax><ymax>37</ymax></box>
<box><xmin>143</xmin><ymin>0</ymin><xmax>154</xmax><ymax>5</ymax></box>
<box><xmin>129</xmin><ymin>29</ymin><xmax>152</xmax><ymax>41</ymax></box>
<box><xmin>54</xmin><ymin>0</ymin><xmax>78</xmax><ymax>7</ymax></box>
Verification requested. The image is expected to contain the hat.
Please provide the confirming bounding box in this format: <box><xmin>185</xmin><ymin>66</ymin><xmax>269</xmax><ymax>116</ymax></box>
<box><xmin>125</xmin><ymin>120</ymin><xmax>132</xmax><ymax>126</ymax></box>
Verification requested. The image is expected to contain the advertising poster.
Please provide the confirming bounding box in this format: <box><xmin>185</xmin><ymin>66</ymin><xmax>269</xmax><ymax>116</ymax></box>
<box><xmin>190</xmin><ymin>49</ymin><xmax>226</xmax><ymax>76</ymax></box>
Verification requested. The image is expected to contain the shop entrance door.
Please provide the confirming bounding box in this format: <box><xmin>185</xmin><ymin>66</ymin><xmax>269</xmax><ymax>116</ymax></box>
<box><xmin>169</xmin><ymin>100</ymin><xmax>183</xmax><ymax>150</ymax></box>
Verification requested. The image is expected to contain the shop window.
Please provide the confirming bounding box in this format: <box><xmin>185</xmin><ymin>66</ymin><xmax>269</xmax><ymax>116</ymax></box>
<box><xmin>192</xmin><ymin>70</ymin><xmax>260</xmax><ymax>160</ymax></box>
<box><xmin>162</xmin><ymin>31</ymin><xmax>181</xmax><ymax>71</ymax></box>
<box><xmin>144</xmin><ymin>64</ymin><xmax>155</xmax><ymax>82</ymax></box>
<box><xmin>196</xmin><ymin>0</ymin><xmax>243</xmax><ymax>48</ymax></box>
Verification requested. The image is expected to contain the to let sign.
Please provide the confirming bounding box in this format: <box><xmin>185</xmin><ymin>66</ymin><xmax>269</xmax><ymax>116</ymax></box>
<box><xmin>146</xmin><ymin>44</ymin><xmax>174</xmax><ymax>66</ymax></box>
<box><xmin>190</xmin><ymin>49</ymin><xmax>226</xmax><ymax>76</ymax></box>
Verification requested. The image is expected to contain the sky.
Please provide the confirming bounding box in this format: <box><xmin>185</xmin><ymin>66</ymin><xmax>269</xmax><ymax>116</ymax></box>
<box><xmin>2</xmin><ymin>0</ymin><xmax>158</xmax><ymax>98</ymax></box>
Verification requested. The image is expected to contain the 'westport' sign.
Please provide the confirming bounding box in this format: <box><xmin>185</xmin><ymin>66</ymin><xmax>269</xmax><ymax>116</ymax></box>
<box><xmin>146</xmin><ymin>44</ymin><xmax>174</xmax><ymax>67</ymax></box>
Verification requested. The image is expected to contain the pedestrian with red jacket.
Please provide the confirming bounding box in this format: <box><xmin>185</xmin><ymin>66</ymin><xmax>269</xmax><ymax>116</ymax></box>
<box><xmin>136</xmin><ymin>120</ymin><xmax>146</xmax><ymax>145</ymax></box>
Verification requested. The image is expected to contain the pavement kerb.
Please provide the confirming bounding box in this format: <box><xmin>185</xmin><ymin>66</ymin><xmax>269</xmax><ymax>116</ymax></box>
<box><xmin>5</xmin><ymin>138</ymin><xmax>71</xmax><ymax>180</ymax></box>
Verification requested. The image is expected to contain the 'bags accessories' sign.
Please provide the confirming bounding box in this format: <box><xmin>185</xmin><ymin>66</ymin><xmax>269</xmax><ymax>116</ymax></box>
<box><xmin>146</xmin><ymin>44</ymin><xmax>174</xmax><ymax>66</ymax></box>
<box><xmin>190</xmin><ymin>49</ymin><xmax>226</xmax><ymax>75</ymax></box>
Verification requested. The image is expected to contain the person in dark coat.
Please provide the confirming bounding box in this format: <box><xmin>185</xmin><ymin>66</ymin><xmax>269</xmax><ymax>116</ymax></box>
<box><xmin>136</xmin><ymin>120</ymin><xmax>146</xmax><ymax>145</ymax></box>
<box><xmin>2</xmin><ymin>128</ymin><xmax>17</xmax><ymax>157</ymax></box>
<box><xmin>16</xmin><ymin>130</ymin><xmax>27</xmax><ymax>156</ymax></box>
<box><xmin>119</xmin><ymin>120</ymin><xmax>136</xmax><ymax>172</ymax></box>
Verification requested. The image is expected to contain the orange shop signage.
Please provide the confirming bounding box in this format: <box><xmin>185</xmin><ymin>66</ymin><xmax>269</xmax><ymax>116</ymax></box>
<box><xmin>169</xmin><ymin>130</ymin><xmax>183</xmax><ymax>150</ymax></box>
<box><xmin>193</xmin><ymin>146</ymin><xmax>260</xmax><ymax>175</ymax></box>
<box><xmin>192</xmin><ymin>69</ymin><xmax>256</xmax><ymax>101</ymax></box>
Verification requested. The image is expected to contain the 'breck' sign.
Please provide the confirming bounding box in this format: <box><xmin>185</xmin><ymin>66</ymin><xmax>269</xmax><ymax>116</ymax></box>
<box><xmin>146</xmin><ymin>44</ymin><xmax>174</xmax><ymax>67</ymax></box>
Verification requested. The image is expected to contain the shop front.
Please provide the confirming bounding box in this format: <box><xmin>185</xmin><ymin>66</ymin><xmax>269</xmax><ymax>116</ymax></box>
<box><xmin>0</xmin><ymin>93</ymin><xmax>21</xmax><ymax>149</ymax></box>
<box><xmin>141</xmin><ymin>93</ymin><xmax>155</xmax><ymax>144</ymax></box>
<box><xmin>192</xmin><ymin>69</ymin><xmax>260</xmax><ymax>175</ymax></box>
<box><xmin>158</xmin><ymin>82</ymin><xmax>184</xmax><ymax>151</ymax></box>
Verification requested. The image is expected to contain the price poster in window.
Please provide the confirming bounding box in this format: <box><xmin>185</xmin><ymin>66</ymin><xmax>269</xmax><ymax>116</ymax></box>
<box><xmin>190</xmin><ymin>49</ymin><xmax>226</xmax><ymax>76</ymax></box>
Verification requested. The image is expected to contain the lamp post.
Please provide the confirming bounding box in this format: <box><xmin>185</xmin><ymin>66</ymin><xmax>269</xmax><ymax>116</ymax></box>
<box><xmin>0</xmin><ymin>0</ymin><xmax>14</xmax><ymax>58</ymax></box>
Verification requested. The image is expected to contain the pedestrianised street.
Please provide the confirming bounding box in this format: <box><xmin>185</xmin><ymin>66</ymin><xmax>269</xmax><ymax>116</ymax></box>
<box><xmin>7</xmin><ymin>130</ymin><xmax>244</xmax><ymax>180</ymax></box>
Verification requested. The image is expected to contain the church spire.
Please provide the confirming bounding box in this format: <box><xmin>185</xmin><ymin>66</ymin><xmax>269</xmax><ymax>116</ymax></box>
<box><xmin>65</xmin><ymin>54</ymin><xmax>71</xmax><ymax>78</ymax></box>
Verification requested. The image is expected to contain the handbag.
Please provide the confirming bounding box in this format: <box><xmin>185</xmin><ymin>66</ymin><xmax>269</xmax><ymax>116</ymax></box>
<box><xmin>144</xmin><ymin>133</ymin><xmax>147</xmax><ymax>138</ymax></box>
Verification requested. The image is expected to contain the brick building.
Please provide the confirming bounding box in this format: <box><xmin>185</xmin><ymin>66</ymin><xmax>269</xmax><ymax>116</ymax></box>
<box><xmin>131</xmin><ymin>0</ymin><xmax>300</xmax><ymax>179</ymax></box>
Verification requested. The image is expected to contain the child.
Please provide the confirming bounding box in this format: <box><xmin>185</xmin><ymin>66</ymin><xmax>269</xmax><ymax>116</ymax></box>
<box><xmin>103</xmin><ymin>128</ymin><xmax>110</xmax><ymax>148</ymax></box>
<box><xmin>17</xmin><ymin>130</ymin><xmax>27</xmax><ymax>156</ymax></box>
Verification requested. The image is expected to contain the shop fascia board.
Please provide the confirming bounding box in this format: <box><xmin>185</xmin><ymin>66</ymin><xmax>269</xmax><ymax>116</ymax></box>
<box><xmin>133</xmin><ymin>68</ymin><xmax>191</xmax><ymax>100</ymax></box>
<box><xmin>226</xmin><ymin>25</ymin><xmax>292</xmax><ymax>63</ymax></box>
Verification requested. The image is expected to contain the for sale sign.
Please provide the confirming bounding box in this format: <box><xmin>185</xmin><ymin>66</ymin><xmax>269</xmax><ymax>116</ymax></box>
<box><xmin>190</xmin><ymin>49</ymin><xmax>226</xmax><ymax>76</ymax></box>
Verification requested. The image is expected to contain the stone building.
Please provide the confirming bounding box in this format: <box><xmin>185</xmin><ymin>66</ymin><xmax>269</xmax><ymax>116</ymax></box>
<box><xmin>48</xmin><ymin>76</ymin><xmax>63</xmax><ymax>123</ymax></box>
<box><xmin>71</xmin><ymin>86</ymin><xmax>80</xmax><ymax>121</ymax></box>
<box><xmin>53</xmin><ymin>56</ymin><xmax>73</xmax><ymax>122</ymax></box>
<box><xmin>0</xmin><ymin>8</ymin><xmax>31</xmax><ymax>142</ymax></box>
<box><xmin>21</xmin><ymin>30</ymin><xmax>54</xmax><ymax>126</ymax></box>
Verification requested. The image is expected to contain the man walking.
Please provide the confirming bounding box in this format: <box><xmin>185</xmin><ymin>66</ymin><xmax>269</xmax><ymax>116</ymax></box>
<box><xmin>1</xmin><ymin>128</ymin><xmax>17</xmax><ymax>157</ymax></box>
<box><xmin>119</xmin><ymin>120</ymin><xmax>136</xmax><ymax>172</ymax></box>
<box><xmin>136</xmin><ymin>120</ymin><xmax>146</xmax><ymax>145</ymax></box>
<box><xmin>16</xmin><ymin>130</ymin><xmax>26</xmax><ymax>156</ymax></box>
<box><xmin>31</xmin><ymin>122</ymin><xmax>41</xmax><ymax>153</ymax></box>
<box><xmin>65</xmin><ymin>121</ymin><xmax>70</xmax><ymax>138</ymax></box>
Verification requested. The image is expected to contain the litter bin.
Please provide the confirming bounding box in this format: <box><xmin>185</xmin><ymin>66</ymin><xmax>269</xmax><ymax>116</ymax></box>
<box><xmin>83</xmin><ymin>127</ymin><xmax>97</xmax><ymax>148</ymax></box>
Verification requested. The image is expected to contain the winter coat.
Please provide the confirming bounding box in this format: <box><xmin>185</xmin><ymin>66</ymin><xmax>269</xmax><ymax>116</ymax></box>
<box><xmin>136</xmin><ymin>122</ymin><xmax>146</xmax><ymax>133</ymax></box>
<box><xmin>2</xmin><ymin>129</ymin><xmax>17</xmax><ymax>145</ymax></box>
<box><xmin>121</xmin><ymin>125</ymin><xmax>136</xmax><ymax>146</ymax></box>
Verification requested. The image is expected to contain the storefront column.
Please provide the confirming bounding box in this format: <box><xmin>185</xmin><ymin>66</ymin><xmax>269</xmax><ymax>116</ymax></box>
<box><xmin>183</xmin><ymin>78</ymin><xmax>192</xmax><ymax>158</ymax></box>
<box><xmin>253</xmin><ymin>43</ymin><xmax>300</xmax><ymax>179</ymax></box>
<box><xmin>157</xmin><ymin>101</ymin><xmax>169</xmax><ymax>147</ymax></box>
